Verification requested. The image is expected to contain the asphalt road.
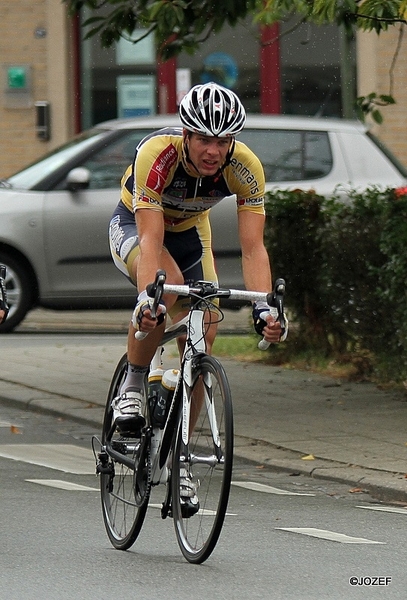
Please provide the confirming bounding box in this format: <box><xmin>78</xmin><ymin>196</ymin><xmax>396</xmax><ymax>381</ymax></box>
<box><xmin>1</xmin><ymin>403</ymin><xmax>407</xmax><ymax>600</ymax></box>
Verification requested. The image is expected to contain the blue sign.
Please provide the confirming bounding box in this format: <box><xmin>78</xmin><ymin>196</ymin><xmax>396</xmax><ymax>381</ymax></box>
<box><xmin>201</xmin><ymin>52</ymin><xmax>238</xmax><ymax>88</ymax></box>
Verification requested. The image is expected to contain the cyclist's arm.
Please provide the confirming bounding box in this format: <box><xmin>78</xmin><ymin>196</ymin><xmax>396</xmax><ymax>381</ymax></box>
<box><xmin>135</xmin><ymin>207</ymin><xmax>165</xmax><ymax>294</ymax></box>
<box><xmin>238</xmin><ymin>210</ymin><xmax>281</xmax><ymax>343</ymax></box>
<box><xmin>127</xmin><ymin>207</ymin><xmax>167</xmax><ymax>334</ymax></box>
<box><xmin>230</xmin><ymin>144</ymin><xmax>271</xmax><ymax>290</ymax></box>
<box><xmin>238</xmin><ymin>210</ymin><xmax>272</xmax><ymax>292</ymax></box>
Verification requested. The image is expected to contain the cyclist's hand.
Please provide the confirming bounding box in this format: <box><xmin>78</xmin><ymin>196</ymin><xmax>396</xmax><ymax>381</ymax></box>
<box><xmin>252</xmin><ymin>302</ymin><xmax>288</xmax><ymax>343</ymax></box>
<box><xmin>262</xmin><ymin>314</ymin><xmax>282</xmax><ymax>344</ymax></box>
<box><xmin>132</xmin><ymin>290</ymin><xmax>166</xmax><ymax>333</ymax></box>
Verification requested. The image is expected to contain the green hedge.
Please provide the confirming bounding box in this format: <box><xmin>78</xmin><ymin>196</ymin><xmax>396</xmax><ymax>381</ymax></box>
<box><xmin>264</xmin><ymin>187</ymin><xmax>407</xmax><ymax>380</ymax></box>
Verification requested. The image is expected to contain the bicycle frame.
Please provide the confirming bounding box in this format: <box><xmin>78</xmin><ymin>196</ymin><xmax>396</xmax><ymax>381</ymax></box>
<box><xmin>101</xmin><ymin>278</ymin><xmax>284</xmax><ymax>471</ymax></box>
<box><xmin>150</xmin><ymin>300</ymin><xmax>213</xmax><ymax>486</ymax></box>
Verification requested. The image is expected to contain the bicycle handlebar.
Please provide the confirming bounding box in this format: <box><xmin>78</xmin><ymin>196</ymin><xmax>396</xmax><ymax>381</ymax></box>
<box><xmin>135</xmin><ymin>271</ymin><xmax>286</xmax><ymax>349</ymax></box>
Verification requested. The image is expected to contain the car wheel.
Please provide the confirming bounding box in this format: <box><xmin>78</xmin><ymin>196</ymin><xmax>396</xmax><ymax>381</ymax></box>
<box><xmin>0</xmin><ymin>252</ymin><xmax>35</xmax><ymax>333</ymax></box>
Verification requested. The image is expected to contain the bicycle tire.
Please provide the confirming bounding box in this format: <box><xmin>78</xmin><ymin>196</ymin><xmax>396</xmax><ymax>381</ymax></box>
<box><xmin>171</xmin><ymin>354</ymin><xmax>234</xmax><ymax>563</ymax></box>
<box><xmin>100</xmin><ymin>353</ymin><xmax>149</xmax><ymax>550</ymax></box>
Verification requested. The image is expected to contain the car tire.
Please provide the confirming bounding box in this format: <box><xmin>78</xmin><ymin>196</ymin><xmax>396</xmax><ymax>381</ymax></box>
<box><xmin>0</xmin><ymin>252</ymin><xmax>35</xmax><ymax>333</ymax></box>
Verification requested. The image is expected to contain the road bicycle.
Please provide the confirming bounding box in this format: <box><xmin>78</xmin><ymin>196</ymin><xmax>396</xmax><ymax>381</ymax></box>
<box><xmin>93</xmin><ymin>270</ymin><xmax>286</xmax><ymax>564</ymax></box>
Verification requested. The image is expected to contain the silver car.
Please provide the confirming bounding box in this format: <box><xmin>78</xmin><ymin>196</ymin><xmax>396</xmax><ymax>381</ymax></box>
<box><xmin>1</xmin><ymin>114</ymin><xmax>406</xmax><ymax>332</ymax></box>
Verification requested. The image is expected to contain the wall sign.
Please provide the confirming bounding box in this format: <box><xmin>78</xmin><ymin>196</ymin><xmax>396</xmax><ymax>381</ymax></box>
<box><xmin>117</xmin><ymin>75</ymin><xmax>156</xmax><ymax>117</ymax></box>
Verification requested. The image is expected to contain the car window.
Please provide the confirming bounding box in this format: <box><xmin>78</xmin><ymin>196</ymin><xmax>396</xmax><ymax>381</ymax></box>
<box><xmin>239</xmin><ymin>129</ymin><xmax>332</xmax><ymax>181</ymax></box>
<box><xmin>7</xmin><ymin>130</ymin><xmax>107</xmax><ymax>189</ymax></box>
<box><xmin>78</xmin><ymin>130</ymin><xmax>152</xmax><ymax>189</ymax></box>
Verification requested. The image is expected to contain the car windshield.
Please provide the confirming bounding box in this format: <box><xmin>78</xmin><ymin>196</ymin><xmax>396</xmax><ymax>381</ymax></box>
<box><xmin>7</xmin><ymin>130</ymin><xmax>107</xmax><ymax>189</ymax></box>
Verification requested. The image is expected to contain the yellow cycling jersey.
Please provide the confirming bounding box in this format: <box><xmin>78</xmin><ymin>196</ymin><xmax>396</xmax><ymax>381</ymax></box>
<box><xmin>120</xmin><ymin>127</ymin><xmax>265</xmax><ymax>233</ymax></box>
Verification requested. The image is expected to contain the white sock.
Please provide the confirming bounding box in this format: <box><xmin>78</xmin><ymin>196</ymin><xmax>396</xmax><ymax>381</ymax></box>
<box><xmin>120</xmin><ymin>363</ymin><xmax>148</xmax><ymax>395</ymax></box>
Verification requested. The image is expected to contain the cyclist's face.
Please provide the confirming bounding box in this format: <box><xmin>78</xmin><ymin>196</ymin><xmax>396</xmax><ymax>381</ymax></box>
<box><xmin>186</xmin><ymin>133</ymin><xmax>232</xmax><ymax>176</ymax></box>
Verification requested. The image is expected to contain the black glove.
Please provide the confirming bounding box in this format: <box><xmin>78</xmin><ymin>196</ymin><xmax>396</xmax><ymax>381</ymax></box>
<box><xmin>132</xmin><ymin>290</ymin><xmax>166</xmax><ymax>331</ymax></box>
<box><xmin>252</xmin><ymin>301</ymin><xmax>288</xmax><ymax>341</ymax></box>
<box><xmin>252</xmin><ymin>301</ymin><xmax>278</xmax><ymax>335</ymax></box>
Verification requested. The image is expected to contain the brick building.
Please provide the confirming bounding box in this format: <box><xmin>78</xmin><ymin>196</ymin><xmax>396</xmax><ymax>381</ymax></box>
<box><xmin>1</xmin><ymin>0</ymin><xmax>406</xmax><ymax>178</ymax></box>
<box><xmin>0</xmin><ymin>0</ymin><xmax>76</xmax><ymax>177</ymax></box>
<box><xmin>358</xmin><ymin>27</ymin><xmax>407</xmax><ymax>163</ymax></box>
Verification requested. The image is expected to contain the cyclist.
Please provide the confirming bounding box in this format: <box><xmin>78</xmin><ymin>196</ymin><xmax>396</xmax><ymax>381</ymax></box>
<box><xmin>109</xmin><ymin>82</ymin><xmax>283</xmax><ymax>512</ymax></box>
<box><xmin>0</xmin><ymin>266</ymin><xmax>9</xmax><ymax>324</ymax></box>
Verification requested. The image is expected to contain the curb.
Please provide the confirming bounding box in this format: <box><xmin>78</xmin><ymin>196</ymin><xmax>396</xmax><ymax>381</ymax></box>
<box><xmin>2</xmin><ymin>385</ymin><xmax>407</xmax><ymax>504</ymax></box>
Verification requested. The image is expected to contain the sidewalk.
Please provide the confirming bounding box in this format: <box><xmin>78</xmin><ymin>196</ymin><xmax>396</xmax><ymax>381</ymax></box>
<box><xmin>1</xmin><ymin>307</ymin><xmax>407</xmax><ymax>503</ymax></box>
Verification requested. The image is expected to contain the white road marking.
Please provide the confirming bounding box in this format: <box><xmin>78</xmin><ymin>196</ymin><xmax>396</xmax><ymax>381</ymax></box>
<box><xmin>276</xmin><ymin>527</ymin><xmax>385</xmax><ymax>544</ymax></box>
<box><xmin>0</xmin><ymin>444</ymin><xmax>95</xmax><ymax>474</ymax></box>
<box><xmin>232</xmin><ymin>481</ymin><xmax>315</xmax><ymax>496</ymax></box>
<box><xmin>26</xmin><ymin>479</ymin><xmax>98</xmax><ymax>491</ymax></box>
<box><xmin>357</xmin><ymin>504</ymin><xmax>407</xmax><ymax>515</ymax></box>
<box><xmin>0</xmin><ymin>420</ymin><xmax>22</xmax><ymax>428</ymax></box>
<box><xmin>148</xmin><ymin>503</ymin><xmax>237</xmax><ymax>516</ymax></box>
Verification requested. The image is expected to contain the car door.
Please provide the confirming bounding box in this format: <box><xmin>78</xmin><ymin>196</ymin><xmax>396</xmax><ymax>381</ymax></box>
<box><xmin>42</xmin><ymin>130</ymin><xmax>149</xmax><ymax>305</ymax></box>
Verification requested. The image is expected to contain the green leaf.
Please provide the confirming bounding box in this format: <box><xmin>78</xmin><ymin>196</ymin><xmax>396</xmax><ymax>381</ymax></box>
<box><xmin>372</xmin><ymin>109</ymin><xmax>383</xmax><ymax>124</ymax></box>
<box><xmin>380</xmin><ymin>94</ymin><xmax>396</xmax><ymax>105</ymax></box>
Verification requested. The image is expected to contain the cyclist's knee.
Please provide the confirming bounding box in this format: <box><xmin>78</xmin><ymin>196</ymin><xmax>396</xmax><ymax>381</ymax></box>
<box><xmin>205</xmin><ymin>321</ymin><xmax>218</xmax><ymax>355</ymax></box>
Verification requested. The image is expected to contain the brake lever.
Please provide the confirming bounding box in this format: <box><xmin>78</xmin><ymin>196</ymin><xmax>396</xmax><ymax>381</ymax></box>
<box><xmin>146</xmin><ymin>269</ymin><xmax>166</xmax><ymax>319</ymax></box>
<box><xmin>135</xmin><ymin>269</ymin><xmax>166</xmax><ymax>340</ymax></box>
<box><xmin>273</xmin><ymin>278</ymin><xmax>286</xmax><ymax>332</ymax></box>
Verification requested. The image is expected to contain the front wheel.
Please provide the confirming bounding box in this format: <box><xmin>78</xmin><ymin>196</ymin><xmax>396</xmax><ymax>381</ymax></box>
<box><xmin>99</xmin><ymin>354</ymin><xmax>149</xmax><ymax>550</ymax></box>
<box><xmin>172</xmin><ymin>355</ymin><xmax>233</xmax><ymax>564</ymax></box>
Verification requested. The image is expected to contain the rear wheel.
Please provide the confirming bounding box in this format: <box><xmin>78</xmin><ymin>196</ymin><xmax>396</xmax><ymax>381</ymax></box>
<box><xmin>99</xmin><ymin>354</ymin><xmax>149</xmax><ymax>550</ymax></box>
<box><xmin>172</xmin><ymin>355</ymin><xmax>233</xmax><ymax>563</ymax></box>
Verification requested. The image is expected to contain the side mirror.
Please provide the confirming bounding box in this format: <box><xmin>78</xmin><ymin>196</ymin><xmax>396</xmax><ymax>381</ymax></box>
<box><xmin>66</xmin><ymin>167</ymin><xmax>90</xmax><ymax>192</ymax></box>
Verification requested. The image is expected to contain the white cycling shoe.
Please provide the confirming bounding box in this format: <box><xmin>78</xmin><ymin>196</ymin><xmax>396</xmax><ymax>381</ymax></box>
<box><xmin>112</xmin><ymin>388</ymin><xmax>146</xmax><ymax>436</ymax></box>
<box><xmin>179</xmin><ymin>466</ymin><xmax>200</xmax><ymax>518</ymax></box>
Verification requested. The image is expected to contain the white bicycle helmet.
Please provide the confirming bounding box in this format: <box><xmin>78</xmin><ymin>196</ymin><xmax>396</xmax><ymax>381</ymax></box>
<box><xmin>179</xmin><ymin>82</ymin><xmax>246</xmax><ymax>137</ymax></box>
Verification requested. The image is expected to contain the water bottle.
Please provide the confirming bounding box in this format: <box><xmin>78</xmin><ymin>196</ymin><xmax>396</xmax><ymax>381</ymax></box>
<box><xmin>153</xmin><ymin>368</ymin><xmax>179</xmax><ymax>428</ymax></box>
<box><xmin>148</xmin><ymin>367</ymin><xmax>164</xmax><ymax>421</ymax></box>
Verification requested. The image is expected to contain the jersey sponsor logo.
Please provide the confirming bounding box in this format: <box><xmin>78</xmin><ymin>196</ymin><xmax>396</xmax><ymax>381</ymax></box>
<box><xmin>109</xmin><ymin>215</ymin><xmax>125</xmax><ymax>251</ymax></box>
<box><xmin>230</xmin><ymin>157</ymin><xmax>260</xmax><ymax>195</ymax></box>
<box><xmin>163</xmin><ymin>195</ymin><xmax>215</xmax><ymax>211</ymax></box>
<box><xmin>165</xmin><ymin>188</ymin><xmax>187</xmax><ymax>202</ymax></box>
<box><xmin>138</xmin><ymin>190</ymin><xmax>161</xmax><ymax>206</ymax></box>
<box><xmin>201</xmin><ymin>197</ymin><xmax>220</xmax><ymax>205</ymax></box>
<box><xmin>238</xmin><ymin>196</ymin><xmax>264</xmax><ymax>206</ymax></box>
<box><xmin>172</xmin><ymin>178</ymin><xmax>187</xmax><ymax>189</ymax></box>
<box><xmin>146</xmin><ymin>144</ymin><xmax>177</xmax><ymax>192</ymax></box>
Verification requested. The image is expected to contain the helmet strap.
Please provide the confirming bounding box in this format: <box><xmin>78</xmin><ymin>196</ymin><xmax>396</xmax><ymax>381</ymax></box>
<box><xmin>211</xmin><ymin>138</ymin><xmax>235</xmax><ymax>182</ymax></box>
<box><xmin>222</xmin><ymin>138</ymin><xmax>235</xmax><ymax>169</ymax></box>
<box><xmin>182</xmin><ymin>132</ymin><xmax>201</xmax><ymax>175</ymax></box>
